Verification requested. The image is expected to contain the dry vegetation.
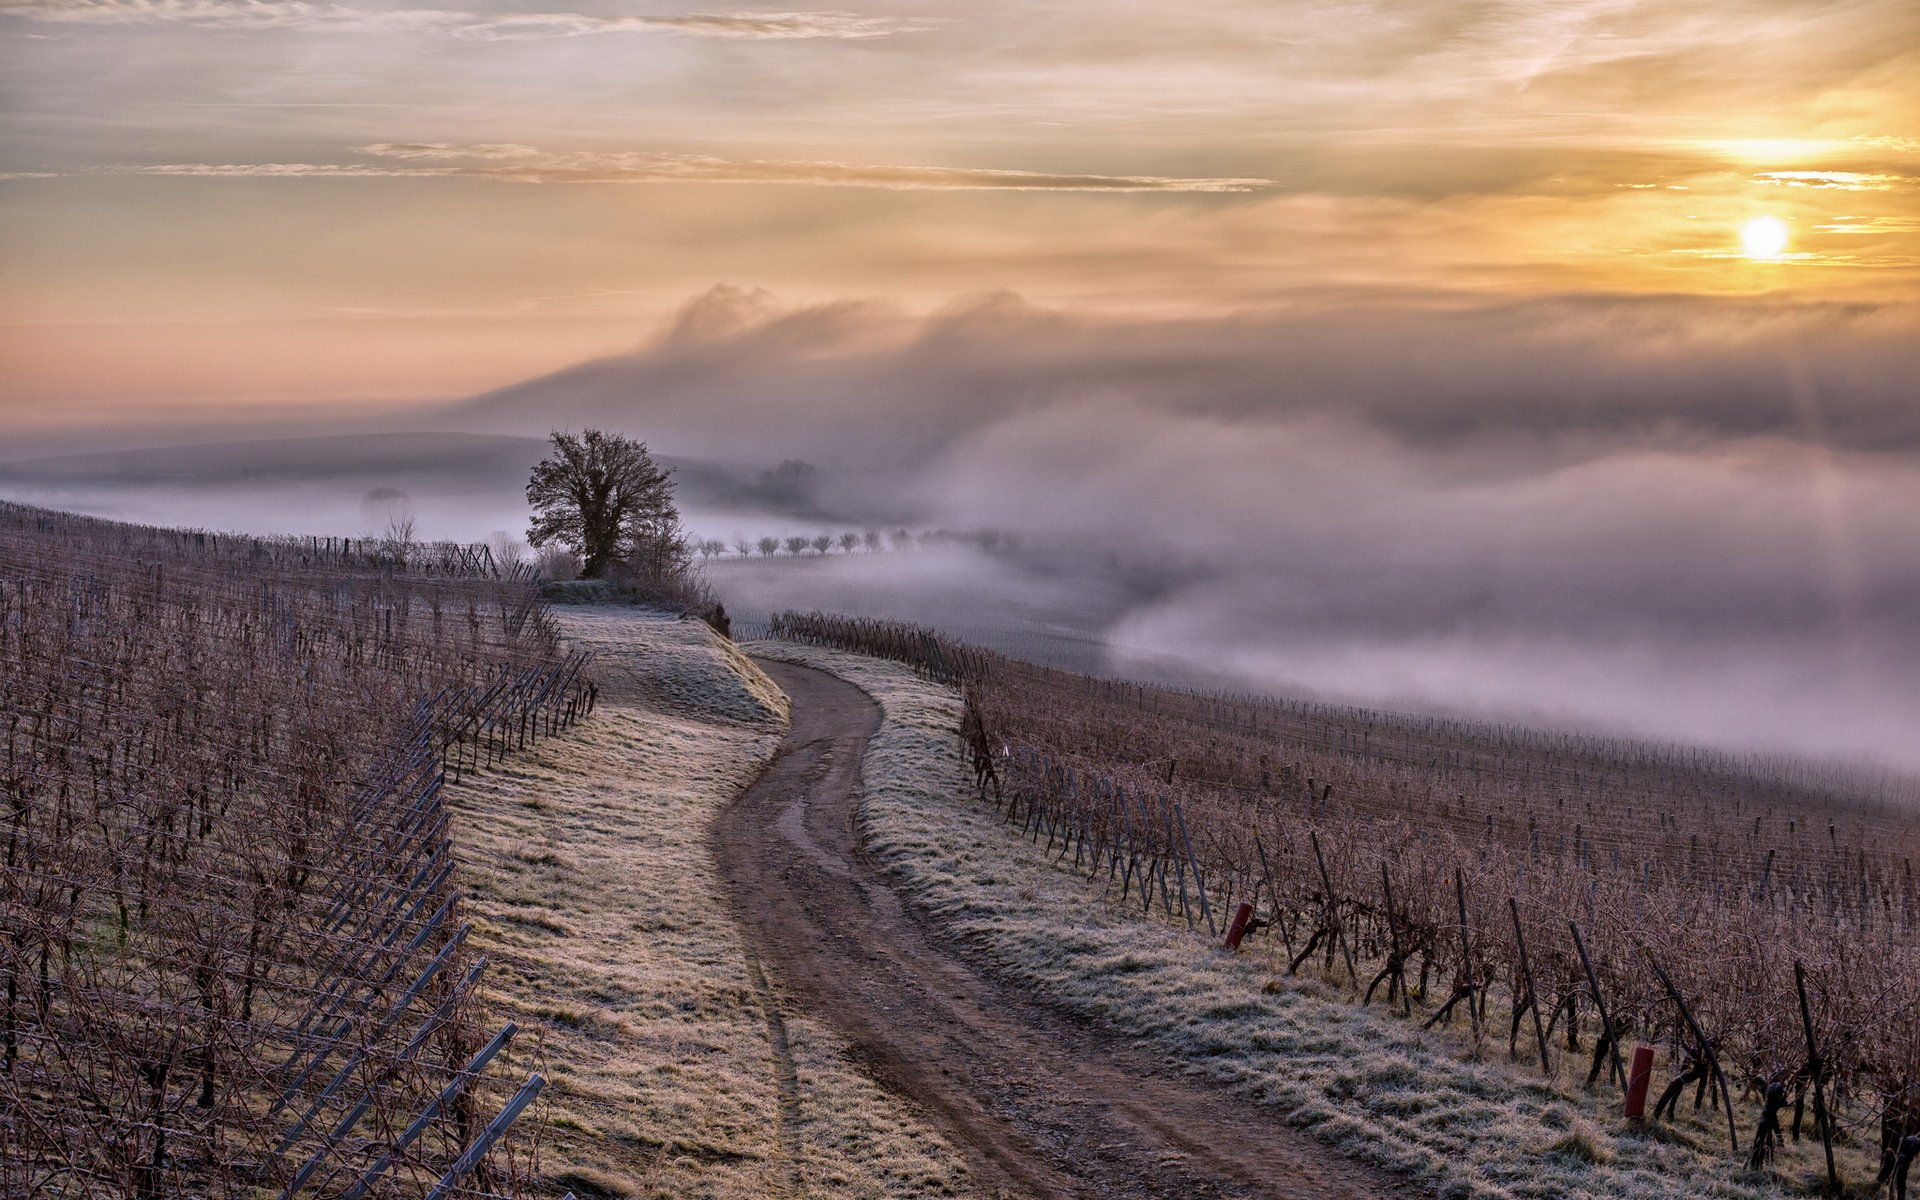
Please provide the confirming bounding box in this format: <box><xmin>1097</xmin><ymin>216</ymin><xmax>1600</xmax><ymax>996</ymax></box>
<box><xmin>0</xmin><ymin>502</ymin><xmax>586</xmax><ymax>1197</ymax></box>
<box><xmin>765</xmin><ymin>613</ymin><xmax>1920</xmax><ymax>1197</ymax></box>
<box><xmin>447</xmin><ymin>607</ymin><xmax>977</xmax><ymax>1200</ymax></box>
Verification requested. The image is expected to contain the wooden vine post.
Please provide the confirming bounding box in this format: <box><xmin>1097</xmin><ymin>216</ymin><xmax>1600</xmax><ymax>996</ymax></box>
<box><xmin>1311</xmin><ymin>831</ymin><xmax>1359</xmax><ymax>986</ymax></box>
<box><xmin>1508</xmin><ymin>898</ymin><xmax>1554</xmax><ymax>1079</ymax></box>
<box><xmin>1367</xmin><ymin>862</ymin><xmax>1409</xmax><ymax>1015</ymax></box>
<box><xmin>1173</xmin><ymin>803</ymin><xmax>1215</xmax><ymax>935</ymax></box>
<box><xmin>1254</xmin><ymin>829</ymin><xmax>1294</xmax><ymax>960</ymax></box>
<box><xmin>1794</xmin><ymin>961</ymin><xmax>1841</xmax><ymax>1194</ymax></box>
<box><xmin>1647</xmin><ymin>951</ymin><xmax>1738</xmax><ymax>1154</ymax></box>
<box><xmin>1569</xmin><ymin>922</ymin><xmax>1626</xmax><ymax>1091</ymax></box>
<box><xmin>1455</xmin><ymin>868</ymin><xmax>1480</xmax><ymax>1035</ymax></box>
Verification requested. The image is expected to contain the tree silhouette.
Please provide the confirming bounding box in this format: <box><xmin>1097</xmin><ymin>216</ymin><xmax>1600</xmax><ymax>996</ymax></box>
<box><xmin>525</xmin><ymin>430</ymin><xmax>679</xmax><ymax>579</ymax></box>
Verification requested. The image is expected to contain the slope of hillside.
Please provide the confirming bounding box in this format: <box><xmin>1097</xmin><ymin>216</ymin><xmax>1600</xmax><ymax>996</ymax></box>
<box><xmin>748</xmin><ymin>639</ymin><xmax>1868</xmax><ymax>1200</ymax></box>
<box><xmin>448</xmin><ymin>608</ymin><xmax>976</xmax><ymax>1199</ymax></box>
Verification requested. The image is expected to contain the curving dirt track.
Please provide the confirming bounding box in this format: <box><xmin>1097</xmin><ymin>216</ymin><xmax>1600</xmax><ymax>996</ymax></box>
<box><xmin>711</xmin><ymin>659</ymin><xmax>1399</xmax><ymax>1200</ymax></box>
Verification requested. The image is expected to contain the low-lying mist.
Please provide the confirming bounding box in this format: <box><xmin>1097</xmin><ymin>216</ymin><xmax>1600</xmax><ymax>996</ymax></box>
<box><xmin>469</xmin><ymin>287</ymin><xmax>1920</xmax><ymax>770</ymax></box>
<box><xmin>8</xmin><ymin>285</ymin><xmax>1917</xmax><ymax>771</ymax></box>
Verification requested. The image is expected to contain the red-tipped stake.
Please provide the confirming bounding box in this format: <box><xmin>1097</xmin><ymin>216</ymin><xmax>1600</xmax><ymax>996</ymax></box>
<box><xmin>1624</xmin><ymin>1046</ymin><xmax>1656</xmax><ymax>1120</ymax></box>
<box><xmin>1224</xmin><ymin>902</ymin><xmax>1256</xmax><ymax>951</ymax></box>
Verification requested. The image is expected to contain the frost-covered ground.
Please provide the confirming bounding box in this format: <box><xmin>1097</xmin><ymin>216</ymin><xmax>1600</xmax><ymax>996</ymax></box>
<box><xmin>748</xmin><ymin>640</ymin><xmax>1861</xmax><ymax>1200</ymax></box>
<box><xmin>448</xmin><ymin>608</ymin><xmax>975</xmax><ymax>1200</ymax></box>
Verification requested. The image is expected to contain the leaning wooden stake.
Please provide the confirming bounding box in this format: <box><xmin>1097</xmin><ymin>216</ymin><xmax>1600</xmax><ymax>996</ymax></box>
<box><xmin>1254</xmin><ymin>830</ymin><xmax>1294</xmax><ymax>960</ymax></box>
<box><xmin>1367</xmin><ymin>862</ymin><xmax>1410</xmax><ymax>1015</ymax></box>
<box><xmin>1173</xmin><ymin>803</ymin><xmax>1216</xmax><ymax>936</ymax></box>
<box><xmin>1455</xmin><ymin>869</ymin><xmax>1480</xmax><ymax>1036</ymax></box>
<box><xmin>424</xmin><ymin>1072</ymin><xmax>548</xmax><ymax>1200</ymax></box>
<box><xmin>1311</xmin><ymin>832</ymin><xmax>1358</xmax><ymax>986</ymax></box>
<box><xmin>1647</xmin><ymin>951</ymin><xmax>1738</xmax><ymax>1154</ymax></box>
<box><xmin>1509</xmin><ymin>898</ymin><xmax>1553</xmax><ymax>1079</ymax></box>
<box><xmin>340</xmin><ymin>1022</ymin><xmax>518</xmax><ymax>1200</ymax></box>
<box><xmin>1795</xmin><ymin>961</ymin><xmax>1841</xmax><ymax>1194</ymax></box>
<box><xmin>1569</xmin><ymin>922</ymin><xmax>1626</xmax><ymax>1091</ymax></box>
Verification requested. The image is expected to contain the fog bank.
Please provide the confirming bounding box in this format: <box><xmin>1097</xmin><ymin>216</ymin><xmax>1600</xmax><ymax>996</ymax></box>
<box><xmin>9</xmin><ymin>287</ymin><xmax>1918</xmax><ymax>771</ymax></box>
<box><xmin>465</xmin><ymin>288</ymin><xmax>1920</xmax><ymax>769</ymax></box>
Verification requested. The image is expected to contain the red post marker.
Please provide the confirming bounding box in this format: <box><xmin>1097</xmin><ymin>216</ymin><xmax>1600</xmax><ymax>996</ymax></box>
<box><xmin>1224</xmin><ymin>902</ymin><xmax>1256</xmax><ymax>951</ymax></box>
<box><xmin>1624</xmin><ymin>1045</ymin><xmax>1656</xmax><ymax>1120</ymax></box>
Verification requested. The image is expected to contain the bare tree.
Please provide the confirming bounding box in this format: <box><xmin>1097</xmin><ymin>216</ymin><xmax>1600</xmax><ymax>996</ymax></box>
<box><xmin>811</xmin><ymin>533</ymin><xmax>833</xmax><ymax>556</ymax></box>
<box><xmin>697</xmin><ymin>538</ymin><xmax>725</xmax><ymax>561</ymax></box>
<box><xmin>839</xmin><ymin>531</ymin><xmax>861</xmax><ymax>555</ymax></box>
<box><xmin>757</xmin><ymin>536</ymin><xmax>779</xmax><ymax>558</ymax></box>
<box><xmin>784</xmin><ymin>535</ymin><xmax>809</xmax><ymax>557</ymax></box>
<box><xmin>525</xmin><ymin>429</ymin><xmax>678</xmax><ymax>579</ymax></box>
<box><xmin>538</xmin><ymin>544</ymin><xmax>581</xmax><ymax>580</ymax></box>
<box><xmin>378</xmin><ymin>496</ymin><xmax>417</xmax><ymax>560</ymax></box>
<box><xmin>733</xmin><ymin>534</ymin><xmax>753</xmax><ymax>559</ymax></box>
<box><xmin>891</xmin><ymin>528</ymin><xmax>914</xmax><ymax>552</ymax></box>
<box><xmin>487</xmin><ymin>530</ymin><xmax>526</xmax><ymax>574</ymax></box>
<box><xmin>864</xmin><ymin>528</ymin><xmax>883</xmax><ymax>553</ymax></box>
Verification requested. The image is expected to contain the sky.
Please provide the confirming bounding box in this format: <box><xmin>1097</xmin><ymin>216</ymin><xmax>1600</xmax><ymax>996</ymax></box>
<box><xmin>2</xmin><ymin>0</ymin><xmax>1917</xmax><ymax>427</ymax></box>
<box><xmin>3</xmin><ymin>0</ymin><xmax>1920</xmax><ymax>769</ymax></box>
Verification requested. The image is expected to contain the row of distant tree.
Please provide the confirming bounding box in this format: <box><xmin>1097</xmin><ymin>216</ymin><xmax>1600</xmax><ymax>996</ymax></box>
<box><xmin>696</xmin><ymin>527</ymin><xmax>1024</xmax><ymax>560</ymax></box>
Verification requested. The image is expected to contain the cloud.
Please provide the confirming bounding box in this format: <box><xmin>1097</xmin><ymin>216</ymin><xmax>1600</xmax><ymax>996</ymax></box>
<box><xmin>461</xmin><ymin>287</ymin><xmax>1920</xmax><ymax>457</ymax></box>
<box><xmin>26</xmin><ymin>145</ymin><xmax>1275</xmax><ymax>192</ymax></box>
<box><xmin>1755</xmin><ymin>171</ymin><xmax>1912</xmax><ymax>191</ymax></box>
<box><xmin>0</xmin><ymin>0</ymin><xmax>920</xmax><ymax>39</ymax></box>
<box><xmin>362</xmin><ymin>142</ymin><xmax>539</xmax><ymax>161</ymax></box>
<box><xmin>440</xmin><ymin>287</ymin><xmax>1920</xmax><ymax>766</ymax></box>
<box><xmin>1817</xmin><ymin>216</ymin><xmax>1920</xmax><ymax>234</ymax></box>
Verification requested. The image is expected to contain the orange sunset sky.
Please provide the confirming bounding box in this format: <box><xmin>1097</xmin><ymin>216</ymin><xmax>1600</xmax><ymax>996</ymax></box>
<box><xmin>2</xmin><ymin>0</ymin><xmax>1917</xmax><ymax>434</ymax></box>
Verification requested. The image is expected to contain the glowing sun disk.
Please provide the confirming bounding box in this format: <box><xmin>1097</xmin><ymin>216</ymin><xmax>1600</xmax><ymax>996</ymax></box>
<box><xmin>1742</xmin><ymin>215</ymin><xmax>1790</xmax><ymax>259</ymax></box>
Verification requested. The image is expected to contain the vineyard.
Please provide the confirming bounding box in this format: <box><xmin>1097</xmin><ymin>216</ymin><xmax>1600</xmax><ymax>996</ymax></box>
<box><xmin>769</xmin><ymin>611</ymin><xmax>1920</xmax><ymax>1195</ymax></box>
<box><xmin>1</xmin><ymin>502</ymin><xmax>594</xmax><ymax>1198</ymax></box>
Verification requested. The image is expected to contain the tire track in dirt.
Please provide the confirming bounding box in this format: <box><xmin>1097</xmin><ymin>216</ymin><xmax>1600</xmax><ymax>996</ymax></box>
<box><xmin>744</xmin><ymin>950</ymin><xmax>807</xmax><ymax>1195</ymax></box>
<box><xmin>711</xmin><ymin>659</ymin><xmax>1400</xmax><ymax>1200</ymax></box>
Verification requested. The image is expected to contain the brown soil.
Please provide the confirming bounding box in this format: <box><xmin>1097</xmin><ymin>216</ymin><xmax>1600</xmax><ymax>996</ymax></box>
<box><xmin>710</xmin><ymin>659</ymin><xmax>1401</xmax><ymax>1200</ymax></box>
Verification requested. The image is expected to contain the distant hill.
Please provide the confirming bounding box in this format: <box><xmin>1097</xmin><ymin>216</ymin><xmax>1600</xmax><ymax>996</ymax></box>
<box><xmin>0</xmin><ymin>431</ymin><xmax>550</xmax><ymax>489</ymax></box>
<box><xmin>0</xmin><ymin>430</ymin><xmax>887</xmax><ymax>525</ymax></box>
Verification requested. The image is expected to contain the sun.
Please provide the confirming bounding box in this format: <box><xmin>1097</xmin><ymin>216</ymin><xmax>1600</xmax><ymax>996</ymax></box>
<box><xmin>1741</xmin><ymin>215</ymin><xmax>1790</xmax><ymax>260</ymax></box>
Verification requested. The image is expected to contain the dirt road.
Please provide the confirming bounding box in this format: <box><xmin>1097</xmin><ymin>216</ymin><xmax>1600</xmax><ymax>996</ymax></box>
<box><xmin>711</xmin><ymin>659</ymin><xmax>1398</xmax><ymax>1200</ymax></box>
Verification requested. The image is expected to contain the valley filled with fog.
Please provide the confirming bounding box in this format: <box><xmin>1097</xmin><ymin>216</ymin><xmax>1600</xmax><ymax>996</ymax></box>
<box><xmin>6</xmin><ymin>287</ymin><xmax>1918</xmax><ymax>772</ymax></box>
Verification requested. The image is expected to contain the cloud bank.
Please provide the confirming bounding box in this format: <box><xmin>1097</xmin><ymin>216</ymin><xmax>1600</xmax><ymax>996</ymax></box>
<box><xmin>13</xmin><ymin>144</ymin><xmax>1272</xmax><ymax>191</ymax></box>
<box><xmin>451</xmin><ymin>287</ymin><xmax>1920</xmax><ymax>768</ymax></box>
<box><xmin>0</xmin><ymin>1</ymin><xmax>917</xmax><ymax>38</ymax></box>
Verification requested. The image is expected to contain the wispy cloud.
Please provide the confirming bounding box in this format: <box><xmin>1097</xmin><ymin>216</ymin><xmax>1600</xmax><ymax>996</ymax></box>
<box><xmin>1755</xmin><ymin>170</ymin><xmax>1911</xmax><ymax>191</ymax></box>
<box><xmin>20</xmin><ymin>144</ymin><xmax>1274</xmax><ymax>192</ymax></box>
<box><xmin>1817</xmin><ymin>216</ymin><xmax>1920</xmax><ymax>235</ymax></box>
<box><xmin>0</xmin><ymin>0</ymin><xmax>918</xmax><ymax>39</ymax></box>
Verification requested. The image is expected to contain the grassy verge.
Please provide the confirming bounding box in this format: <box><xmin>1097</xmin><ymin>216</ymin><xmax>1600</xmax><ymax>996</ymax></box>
<box><xmin>449</xmin><ymin>609</ymin><xmax>975</xmax><ymax>1199</ymax></box>
<box><xmin>748</xmin><ymin>640</ymin><xmax>1868</xmax><ymax>1200</ymax></box>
